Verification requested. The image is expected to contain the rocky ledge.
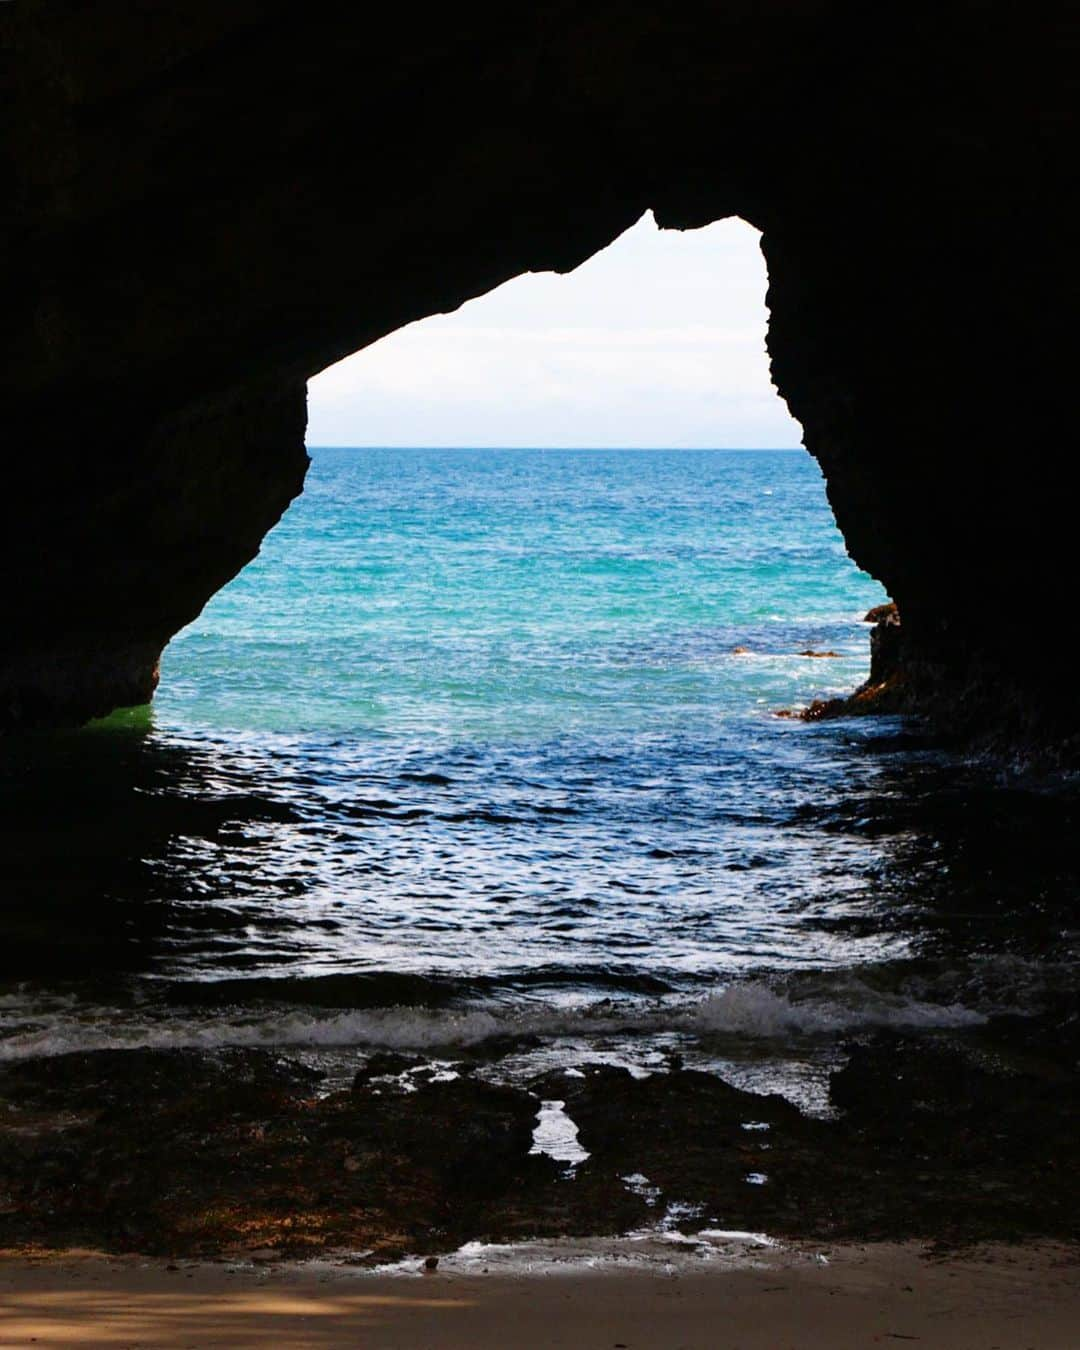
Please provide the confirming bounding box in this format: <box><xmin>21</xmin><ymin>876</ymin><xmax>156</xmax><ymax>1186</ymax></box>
<box><xmin>1</xmin><ymin>1017</ymin><xmax>1076</xmax><ymax>1262</ymax></box>
<box><xmin>802</xmin><ymin>603</ymin><xmax>1080</xmax><ymax>764</ymax></box>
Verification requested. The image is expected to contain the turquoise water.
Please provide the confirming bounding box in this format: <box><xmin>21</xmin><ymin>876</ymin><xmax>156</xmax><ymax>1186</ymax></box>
<box><xmin>160</xmin><ymin>448</ymin><xmax>883</xmax><ymax>736</ymax></box>
<box><xmin>7</xmin><ymin>447</ymin><xmax>1074</xmax><ymax>1106</ymax></box>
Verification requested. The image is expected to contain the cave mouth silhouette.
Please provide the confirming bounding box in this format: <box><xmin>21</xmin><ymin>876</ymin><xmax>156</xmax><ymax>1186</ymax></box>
<box><xmin>3</xmin><ymin>8</ymin><xmax>1073</xmax><ymax>743</ymax></box>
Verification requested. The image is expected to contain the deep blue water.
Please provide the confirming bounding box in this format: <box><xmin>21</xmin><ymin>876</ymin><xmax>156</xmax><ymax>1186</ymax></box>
<box><xmin>2</xmin><ymin>449</ymin><xmax>1074</xmax><ymax>1108</ymax></box>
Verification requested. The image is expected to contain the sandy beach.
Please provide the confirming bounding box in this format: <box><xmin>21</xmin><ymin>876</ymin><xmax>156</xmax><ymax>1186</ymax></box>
<box><xmin>1</xmin><ymin>1241</ymin><xmax>1076</xmax><ymax>1349</ymax></box>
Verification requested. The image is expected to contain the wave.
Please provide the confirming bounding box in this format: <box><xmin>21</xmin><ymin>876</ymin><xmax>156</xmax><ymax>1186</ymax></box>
<box><xmin>0</xmin><ymin>975</ymin><xmax>987</xmax><ymax>1063</ymax></box>
<box><xmin>687</xmin><ymin>981</ymin><xmax>985</xmax><ymax>1036</ymax></box>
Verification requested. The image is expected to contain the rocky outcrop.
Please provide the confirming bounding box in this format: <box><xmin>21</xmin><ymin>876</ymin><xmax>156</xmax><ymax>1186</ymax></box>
<box><xmin>1</xmin><ymin>379</ymin><xmax>309</xmax><ymax>724</ymax></box>
<box><xmin>803</xmin><ymin>603</ymin><xmax>905</xmax><ymax>719</ymax></box>
<box><xmin>2</xmin><ymin>5</ymin><xmax>1076</xmax><ymax>735</ymax></box>
<box><xmin>2</xmin><ymin>1033</ymin><xmax>1075</xmax><ymax>1256</ymax></box>
<box><xmin>805</xmin><ymin>601</ymin><xmax>1080</xmax><ymax>760</ymax></box>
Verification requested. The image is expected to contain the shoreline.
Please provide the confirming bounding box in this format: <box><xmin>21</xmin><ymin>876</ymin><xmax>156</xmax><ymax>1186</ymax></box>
<box><xmin>2</xmin><ymin>1240</ymin><xmax>1077</xmax><ymax>1348</ymax></box>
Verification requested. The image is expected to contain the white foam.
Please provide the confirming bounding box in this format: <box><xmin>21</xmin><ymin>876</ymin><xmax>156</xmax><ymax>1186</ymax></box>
<box><xmin>0</xmin><ymin>1005</ymin><xmax>504</xmax><ymax>1062</ymax></box>
<box><xmin>0</xmin><ymin>976</ymin><xmax>987</xmax><ymax>1063</ymax></box>
<box><xmin>688</xmin><ymin>981</ymin><xmax>986</xmax><ymax>1037</ymax></box>
<box><xmin>696</xmin><ymin>1229</ymin><xmax>775</xmax><ymax>1246</ymax></box>
<box><xmin>368</xmin><ymin>1227</ymin><xmax>781</xmax><ymax>1278</ymax></box>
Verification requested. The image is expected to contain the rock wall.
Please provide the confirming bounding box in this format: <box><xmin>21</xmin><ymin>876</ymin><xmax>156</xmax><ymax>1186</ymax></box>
<box><xmin>2</xmin><ymin>3</ymin><xmax>1076</xmax><ymax>736</ymax></box>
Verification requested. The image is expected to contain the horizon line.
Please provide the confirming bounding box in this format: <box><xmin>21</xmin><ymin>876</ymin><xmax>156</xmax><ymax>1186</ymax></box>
<box><xmin>305</xmin><ymin>443</ymin><xmax>807</xmax><ymax>452</ymax></box>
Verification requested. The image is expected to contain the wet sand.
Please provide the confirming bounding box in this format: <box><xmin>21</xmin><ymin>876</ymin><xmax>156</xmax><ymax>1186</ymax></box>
<box><xmin>1</xmin><ymin>1242</ymin><xmax>1076</xmax><ymax>1349</ymax></box>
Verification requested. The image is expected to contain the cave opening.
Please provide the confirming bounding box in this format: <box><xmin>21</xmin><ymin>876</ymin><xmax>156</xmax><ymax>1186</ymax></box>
<box><xmin>157</xmin><ymin>213</ymin><xmax>883</xmax><ymax>737</ymax></box>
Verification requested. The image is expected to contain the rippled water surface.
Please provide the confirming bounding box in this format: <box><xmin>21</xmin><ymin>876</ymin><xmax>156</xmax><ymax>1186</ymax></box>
<box><xmin>2</xmin><ymin>449</ymin><xmax>1076</xmax><ymax>1104</ymax></box>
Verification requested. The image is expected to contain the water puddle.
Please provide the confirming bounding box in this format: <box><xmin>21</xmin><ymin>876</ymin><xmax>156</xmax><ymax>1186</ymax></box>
<box><xmin>530</xmin><ymin>1099</ymin><xmax>589</xmax><ymax>1169</ymax></box>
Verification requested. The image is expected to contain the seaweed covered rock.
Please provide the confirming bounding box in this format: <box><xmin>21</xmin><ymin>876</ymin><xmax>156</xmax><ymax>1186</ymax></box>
<box><xmin>0</xmin><ymin>1049</ymin><xmax>545</xmax><ymax>1259</ymax></box>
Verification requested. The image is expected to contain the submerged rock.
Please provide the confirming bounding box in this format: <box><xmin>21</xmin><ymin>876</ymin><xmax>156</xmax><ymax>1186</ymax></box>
<box><xmin>351</xmin><ymin>1051</ymin><xmax>425</xmax><ymax>1088</ymax></box>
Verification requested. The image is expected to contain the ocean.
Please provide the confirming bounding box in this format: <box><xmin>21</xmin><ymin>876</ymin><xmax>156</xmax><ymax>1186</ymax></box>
<box><xmin>1</xmin><ymin>448</ymin><xmax>1075</xmax><ymax>1114</ymax></box>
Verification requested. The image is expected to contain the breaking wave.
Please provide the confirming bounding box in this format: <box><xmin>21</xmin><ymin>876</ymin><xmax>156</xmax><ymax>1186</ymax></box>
<box><xmin>0</xmin><ymin>974</ymin><xmax>987</xmax><ymax>1063</ymax></box>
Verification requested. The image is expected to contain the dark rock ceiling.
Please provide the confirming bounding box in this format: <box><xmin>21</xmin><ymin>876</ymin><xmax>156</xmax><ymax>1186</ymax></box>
<box><xmin>2</xmin><ymin>3</ymin><xmax>1076</xmax><ymax>739</ymax></box>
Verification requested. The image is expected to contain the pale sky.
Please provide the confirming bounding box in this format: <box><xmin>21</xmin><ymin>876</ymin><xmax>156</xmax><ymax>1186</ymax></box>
<box><xmin>307</xmin><ymin>213</ymin><xmax>803</xmax><ymax>449</ymax></box>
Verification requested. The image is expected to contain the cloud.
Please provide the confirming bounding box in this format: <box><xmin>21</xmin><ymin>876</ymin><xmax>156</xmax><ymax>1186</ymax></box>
<box><xmin>307</xmin><ymin>214</ymin><xmax>803</xmax><ymax>449</ymax></box>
